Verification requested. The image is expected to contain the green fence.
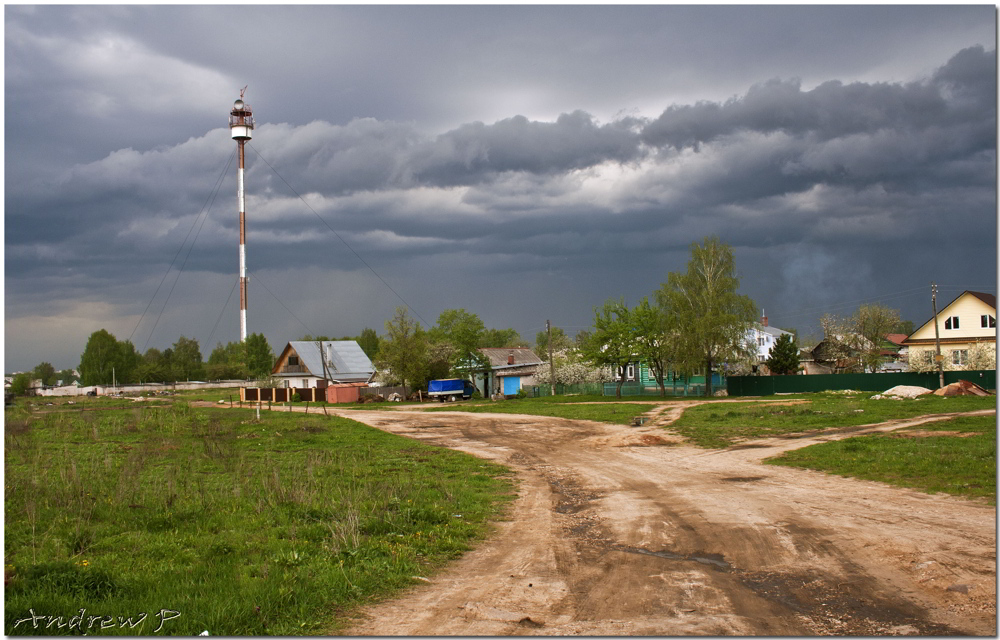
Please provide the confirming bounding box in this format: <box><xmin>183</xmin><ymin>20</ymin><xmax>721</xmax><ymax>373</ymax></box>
<box><xmin>727</xmin><ymin>370</ymin><xmax>996</xmax><ymax>397</ymax></box>
<box><xmin>531</xmin><ymin>383</ymin><xmax>604</xmax><ymax>397</ymax></box>
<box><xmin>601</xmin><ymin>381</ymin><xmax>710</xmax><ymax>397</ymax></box>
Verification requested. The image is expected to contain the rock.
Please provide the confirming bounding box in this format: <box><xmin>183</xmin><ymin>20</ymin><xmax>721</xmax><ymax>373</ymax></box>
<box><xmin>946</xmin><ymin>583</ymin><xmax>972</xmax><ymax>594</ymax></box>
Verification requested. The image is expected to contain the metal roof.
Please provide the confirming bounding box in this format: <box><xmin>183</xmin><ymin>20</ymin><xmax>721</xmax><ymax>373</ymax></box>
<box><xmin>283</xmin><ymin>341</ymin><xmax>374</xmax><ymax>382</ymax></box>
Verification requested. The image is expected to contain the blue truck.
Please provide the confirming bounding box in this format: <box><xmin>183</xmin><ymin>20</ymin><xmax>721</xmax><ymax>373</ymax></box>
<box><xmin>427</xmin><ymin>378</ymin><xmax>477</xmax><ymax>402</ymax></box>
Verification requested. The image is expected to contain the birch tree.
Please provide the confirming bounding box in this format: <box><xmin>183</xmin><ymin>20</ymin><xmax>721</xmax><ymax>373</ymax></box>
<box><xmin>656</xmin><ymin>237</ymin><xmax>757</xmax><ymax>396</ymax></box>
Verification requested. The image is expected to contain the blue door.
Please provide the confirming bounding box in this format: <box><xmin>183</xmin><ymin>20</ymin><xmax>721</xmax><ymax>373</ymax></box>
<box><xmin>503</xmin><ymin>376</ymin><xmax>520</xmax><ymax>395</ymax></box>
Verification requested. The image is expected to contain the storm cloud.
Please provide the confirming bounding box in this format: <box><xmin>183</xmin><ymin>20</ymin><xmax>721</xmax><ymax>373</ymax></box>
<box><xmin>4</xmin><ymin>5</ymin><xmax>996</xmax><ymax>372</ymax></box>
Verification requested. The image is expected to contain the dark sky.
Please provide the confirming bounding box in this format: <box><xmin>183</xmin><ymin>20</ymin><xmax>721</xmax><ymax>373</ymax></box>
<box><xmin>5</xmin><ymin>5</ymin><xmax>997</xmax><ymax>372</ymax></box>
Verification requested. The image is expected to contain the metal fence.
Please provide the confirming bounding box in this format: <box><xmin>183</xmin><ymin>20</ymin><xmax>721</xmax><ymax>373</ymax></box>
<box><xmin>726</xmin><ymin>370</ymin><xmax>996</xmax><ymax>397</ymax></box>
<box><xmin>361</xmin><ymin>385</ymin><xmax>411</xmax><ymax>400</ymax></box>
<box><xmin>603</xmin><ymin>382</ymin><xmax>708</xmax><ymax>397</ymax></box>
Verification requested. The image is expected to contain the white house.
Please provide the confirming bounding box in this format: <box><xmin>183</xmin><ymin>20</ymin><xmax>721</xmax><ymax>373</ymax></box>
<box><xmin>271</xmin><ymin>341</ymin><xmax>375</xmax><ymax>388</ymax></box>
<box><xmin>749</xmin><ymin>313</ymin><xmax>793</xmax><ymax>361</ymax></box>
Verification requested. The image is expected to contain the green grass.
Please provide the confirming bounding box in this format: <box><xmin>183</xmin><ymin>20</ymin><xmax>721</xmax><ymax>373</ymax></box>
<box><xmin>765</xmin><ymin>414</ymin><xmax>996</xmax><ymax>503</ymax></box>
<box><xmin>426</xmin><ymin>397</ymin><xmax>657</xmax><ymax>425</ymax></box>
<box><xmin>4</xmin><ymin>401</ymin><xmax>514</xmax><ymax>635</ymax></box>
<box><xmin>669</xmin><ymin>392</ymin><xmax>996</xmax><ymax>448</ymax></box>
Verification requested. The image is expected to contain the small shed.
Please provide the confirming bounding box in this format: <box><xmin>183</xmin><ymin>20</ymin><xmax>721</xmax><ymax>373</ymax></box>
<box><xmin>325</xmin><ymin>382</ymin><xmax>368</xmax><ymax>404</ymax></box>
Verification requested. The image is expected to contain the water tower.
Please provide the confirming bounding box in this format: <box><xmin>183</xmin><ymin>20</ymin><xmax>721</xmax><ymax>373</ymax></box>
<box><xmin>229</xmin><ymin>88</ymin><xmax>255</xmax><ymax>342</ymax></box>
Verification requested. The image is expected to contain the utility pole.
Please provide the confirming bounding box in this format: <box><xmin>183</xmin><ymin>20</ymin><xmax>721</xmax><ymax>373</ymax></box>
<box><xmin>931</xmin><ymin>282</ymin><xmax>944</xmax><ymax>388</ymax></box>
<box><xmin>547</xmin><ymin>319</ymin><xmax>556</xmax><ymax>396</ymax></box>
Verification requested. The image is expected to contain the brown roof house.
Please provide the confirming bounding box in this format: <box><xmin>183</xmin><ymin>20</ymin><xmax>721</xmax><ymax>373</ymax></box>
<box><xmin>903</xmin><ymin>291</ymin><xmax>997</xmax><ymax>370</ymax></box>
<box><xmin>476</xmin><ymin>348</ymin><xmax>544</xmax><ymax>397</ymax></box>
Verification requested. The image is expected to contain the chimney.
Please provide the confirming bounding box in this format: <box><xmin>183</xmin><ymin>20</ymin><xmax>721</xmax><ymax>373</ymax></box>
<box><xmin>761</xmin><ymin>310</ymin><xmax>768</xmax><ymax>327</ymax></box>
<box><xmin>507</xmin><ymin>351</ymin><xmax>515</xmax><ymax>365</ymax></box>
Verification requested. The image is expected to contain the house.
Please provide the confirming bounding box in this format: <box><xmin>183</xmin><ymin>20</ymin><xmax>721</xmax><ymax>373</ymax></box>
<box><xmin>749</xmin><ymin>312</ymin><xmax>794</xmax><ymax>367</ymax></box>
<box><xmin>879</xmin><ymin>334</ymin><xmax>910</xmax><ymax>372</ymax></box>
<box><xmin>271</xmin><ymin>341</ymin><xmax>375</xmax><ymax>388</ymax></box>
<box><xmin>475</xmin><ymin>348</ymin><xmax>544</xmax><ymax>397</ymax></box>
<box><xmin>903</xmin><ymin>291</ymin><xmax>997</xmax><ymax>369</ymax></box>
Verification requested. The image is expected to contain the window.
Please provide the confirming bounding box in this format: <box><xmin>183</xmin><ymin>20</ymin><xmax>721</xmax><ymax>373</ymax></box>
<box><xmin>952</xmin><ymin>349</ymin><xmax>968</xmax><ymax>366</ymax></box>
<box><xmin>288</xmin><ymin>355</ymin><xmax>299</xmax><ymax>366</ymax></box>
<box><xmin>944</xmin><ymin>316</ymin><xmax>960</xmax><ymax>330</ymax></box>
<box><xmin>758</xmin><ymin>337</ymin><xmax>766</xmax><ymax>346</ymax></box>
<box><xmin>982</xmin><ymin>315</ymin><xmax>995</xmax><ymax>328</ymax></box>
<box><xmin>626</xmin><ymin>364</ymin><xmax>635</xmax><ymax>380</ymax></box>
<box><xmin>282</xmin><ymin>380</ymin><xmax>289</xmax><ymax>388</ymax></box>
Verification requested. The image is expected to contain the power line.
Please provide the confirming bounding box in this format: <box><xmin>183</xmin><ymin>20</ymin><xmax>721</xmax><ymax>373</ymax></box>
<box><xmin>247</xmin><ymin>142</ymin><xmax>430</xmax><ymax>328</ymax></box>
<box><xmin>247</xmin><ymin>267</ymin><xmax>316</xmax><ymax>338</ymax></box>
<box><xmin>204</xmin><ymin>278</ymin><xmax>239</xmax><ymax>349</ymax></box>
<box><xmin>129</xmin><ymin>149</ymin><xmax>237</xmax><ymax>350</ymax></box>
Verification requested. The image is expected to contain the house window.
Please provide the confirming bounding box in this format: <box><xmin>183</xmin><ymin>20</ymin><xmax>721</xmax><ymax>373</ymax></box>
<box><xmin>288</xmin><ymin>355</ymin><xmax>299</xmax><ymax>365</ymax></box>
<box><xmin>944</xmin><ymin>316</ymin><xmax>960</xmax><ymax>330</ymax></box>
<box><xmin>626</xmin><ymin>364</ymin><xmax>635</xmax><ymax>380</ymax></box>
<box><xmin>282</xmin><ymin>380</ymin><xmax>289</xmax><ymax>388</ymax></box>
<box><xmin>982</xmin><ymin>315</ymin><xmax>995</xmax><ymax>328</ymax></box>
<box><xmin>952</xmin><ymin>349</ymin><xmax>968</xmax><ymax>366</ymax></box>
<box><xmin>758</xmin><ymin>337</ymin><xmax>766</xmax><ymax>346</ymax></box>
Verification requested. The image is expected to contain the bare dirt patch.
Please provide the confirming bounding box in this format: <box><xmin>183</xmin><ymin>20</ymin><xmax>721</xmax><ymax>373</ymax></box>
<box><xmin>325</xmin><ymin>405</ymin><xmax>996</xmax><ymax>636</ymax></box>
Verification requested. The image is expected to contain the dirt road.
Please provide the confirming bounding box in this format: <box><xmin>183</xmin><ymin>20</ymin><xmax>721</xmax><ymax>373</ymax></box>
<box><xmin>332</xmin><ymin>405</ymin><xmax>995</xmax><ymax>636</ymax></box>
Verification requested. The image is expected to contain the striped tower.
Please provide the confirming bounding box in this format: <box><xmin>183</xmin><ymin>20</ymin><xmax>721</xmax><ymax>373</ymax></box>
<box><xmin>229</xmin><ymin>90</ymin><xmax>255</xmax><ymax>342</ymax></box>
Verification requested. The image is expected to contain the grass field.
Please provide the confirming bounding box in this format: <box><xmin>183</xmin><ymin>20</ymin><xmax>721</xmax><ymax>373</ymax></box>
<box><xmin>4</xmin><ymin>401</ymin><xmax>514</xmax><ymax>635</ymax></box>
<box><xmin>668</xmin><ymin>392</ymin><xmax>996</xmax><ymax>448</ymax></box>
<box><xmin>765</xmin><ymin>413</ymin><xmax>996</xmax><ymax>504</ymax></box>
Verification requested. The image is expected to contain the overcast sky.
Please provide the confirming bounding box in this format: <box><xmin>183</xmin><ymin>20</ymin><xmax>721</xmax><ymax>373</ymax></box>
<box><xmin>5</xmin><ymin>5</ymin><xmax>997</xmax><ymax>373</ymax></box>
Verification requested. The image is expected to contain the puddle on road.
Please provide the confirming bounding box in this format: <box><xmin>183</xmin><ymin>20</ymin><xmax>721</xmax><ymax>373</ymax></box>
<box><xmin>618</xmin><ymin>545</ymin><xmax>731</xmax><ymax>572</ymax></box>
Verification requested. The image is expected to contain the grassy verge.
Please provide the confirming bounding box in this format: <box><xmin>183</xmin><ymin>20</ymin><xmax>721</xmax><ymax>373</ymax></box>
<box><xmin>764</xmin><ymin>414</ymin><xmax>996</xmax><ymax>504</ymax></box>
<box><xmin>669</xmin><ymin>392</ymin><xmax>996</xmax><ymax>448</ymax></box>
<box><xmin>4</xmin><ymin>402</ymin><xmax>514</xmax><ymax>635</ymax></box>
<box><xmin>426</xmin><ymin>397</ymin><xmax>657</xmax><ymax>425</ymax></box>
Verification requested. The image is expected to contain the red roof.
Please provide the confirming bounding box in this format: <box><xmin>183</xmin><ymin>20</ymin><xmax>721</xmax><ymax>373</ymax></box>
<box><xmin>884</xmin><ymin>334</ymin><xmax>909</xmax><ymax>346</ymax></box>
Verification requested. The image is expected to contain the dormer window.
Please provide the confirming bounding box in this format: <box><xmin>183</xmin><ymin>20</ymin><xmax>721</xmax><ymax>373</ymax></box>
<box><xmin>944</xmin><ymin>316</ymin><xmax>959</xmax><ymax>330</ymax></box>
<box><xmin>288</xmin><ymin>355</ymin><xmax>299</xmax><ymax>366</ymax></box>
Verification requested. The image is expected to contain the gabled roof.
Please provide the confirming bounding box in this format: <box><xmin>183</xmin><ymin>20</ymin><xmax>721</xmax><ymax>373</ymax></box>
<box><xmin>478</xmin><ymin>348</ymin><xmax>543</xmax><ymax>368</ymax></box>
<box><xmin>904</xmin><ymin>290</ymin><xmax>997</xmax><ymax>345</ymax></box>
<box><xmin>273</xmin><ymin>341</ymin><xmax>374</xmax><ymax>382</ymax></box>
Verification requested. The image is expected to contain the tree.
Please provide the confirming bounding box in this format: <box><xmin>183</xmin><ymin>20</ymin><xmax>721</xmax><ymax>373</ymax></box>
<box><xmin>429</xmin><ymin>309</ymin><xmax>491</xmax><ymax>377</ymax></box>
<box><xmin>820</xmin><ymin>304</ymin><xmax>902</xmax><ymax>373</ymax></box>
<box><xmin>578</xmin><ymin>298</ymin><xmax>637</xmax><ymax>399</ymax></box>
<box><xmin>482</xmin><ymin>327</ymin><xmax>523</xmax><ymax>349</ymax></box>
<box><xmin>206</xmin><ymin>342</ymin><xmax>245</xmax><ymax>380</ymax></box>
<box><xmin>32</xmin><ymin>362</ymin><xmax>57</xmax><ymax>387</ymax></box>
<box><xmin>656</xmin><ymin>237</ymin><xmax>758</xmax><ymax>396</ymax></box>
<box><xmin>244</xmin><ymin>333</ymin><xmax>274</xmax><ymax>378</ymax></box>
<box><xmin>631</xmin><ymin>297</ymin><xmax>674</xmax><ymax>396</ymax></box>
<box><xmin>170</xmin><ymin>336</ymin><xmax>204</xmax><ymax>381</ymax></box>
<box><xmin>376</xmin><ymin>306</ymin><xmax>430</xmax><ymax>391</ymax></box>
<box><xmin>78</xmin><ymin>329</ymin><xmax>121</xmax><ymax>386</ymax></box>
<box><xmin>10</xmin><ymin>372</ymin><xmax>33</xmax><ymax>396</ymax></box>
<box><xmin>138</xmin><ymin>348</ymin><xmax>169</xmax><ymax>383</ymax></box>
<box><xmin>534</xmin><ymin>326</ymin><xmax>573</xmax><ymax>359</ymax></box>
<box><xmin>892</xmin><ymin>319</ymin><xmax>916</xmax><ymax>336</ymax></box>
<box><xmin>356</xmin><ymin>328</ymin><xmax>380</xmax><ymax>360</ymax></box>
<box><xmin>766</xmin><ymin>334</ymin><xmax>800</xmax><ymax>375</ymax></box>
<box><xmin>57</xmin><ymin>369</ymin><xmax>79</xmax><ymax>385</ymax></box>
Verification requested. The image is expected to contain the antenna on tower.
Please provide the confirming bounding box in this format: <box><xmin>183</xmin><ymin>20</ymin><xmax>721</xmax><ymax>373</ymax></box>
<box><xmin>229</xmin><ymin>91</ymin><xmax>255</xmax><ymax>342</ymax></box>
